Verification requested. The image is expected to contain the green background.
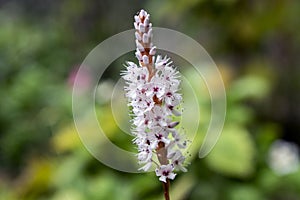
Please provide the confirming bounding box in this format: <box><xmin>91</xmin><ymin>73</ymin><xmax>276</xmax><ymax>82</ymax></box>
<box><xmin>1</xmin><ymin>0</ymin><xmax>300</xmax><ymax>199</ymax></box>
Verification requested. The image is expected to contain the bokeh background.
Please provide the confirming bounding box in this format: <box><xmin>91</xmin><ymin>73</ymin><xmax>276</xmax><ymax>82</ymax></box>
<box><xmin>1</xmin><ymin>0</ymin><xmax>300</xmax><ymax>199</ymax></box>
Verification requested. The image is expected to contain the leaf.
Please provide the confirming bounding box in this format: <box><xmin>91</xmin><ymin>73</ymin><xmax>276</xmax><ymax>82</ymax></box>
<box><xmin>229</xmin><ymin>75</ymin><xmax>271</xmax><ymax>101</ymax></box>
<box><xmin>227</xmin><ymin>185</ymin><xmax>264</xmax><ymax>200</ymax></box>
<box><xmin>205</xmin><ymin>125</ymin><xmax>255</xmax><ymax>178</ymax></box>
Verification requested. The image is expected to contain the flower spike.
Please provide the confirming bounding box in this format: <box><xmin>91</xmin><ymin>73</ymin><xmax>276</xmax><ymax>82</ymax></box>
<box><xmin>122</xmin><ymin>9</ymin><xmax>188</xmax><ymax>188</ymax></box>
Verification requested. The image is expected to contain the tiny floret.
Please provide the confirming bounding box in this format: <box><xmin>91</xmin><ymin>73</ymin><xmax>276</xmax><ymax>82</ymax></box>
<box><xmin>155</xmin><ymin>164</ymin><xmax>176</xmax><ymax>183</ymax></box>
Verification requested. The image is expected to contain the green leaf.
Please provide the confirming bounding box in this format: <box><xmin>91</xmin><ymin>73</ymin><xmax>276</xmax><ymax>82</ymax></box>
<box><xmin>227</xmin><ymin>185</ymin><xmax>264</xmax><ymax>200</ymax></box>
<box><xmin>229</xmin><ymin>75</ymin><xmax>271</xmax><ymax>101</ymax></box>
<box><xmin>205</xmin><ymin>125</ymin><xmax>255</xmax><ymax>178</ymax></box>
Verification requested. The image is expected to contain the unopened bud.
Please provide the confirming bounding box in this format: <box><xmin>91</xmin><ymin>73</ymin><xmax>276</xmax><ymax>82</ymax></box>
<box><xmin>142</xmin><ymin>55</ymin><xmax>149</xmax><ymax>64</ymax></box>
<box><xmin>149</xmin><ymin>46</ymin><xmax>156</xmax><ymax>55</ymax></box>
<box><xmin>168</xmin><ymin>121</ymin><xmax>180</xmax><ymax>128</ymax></box>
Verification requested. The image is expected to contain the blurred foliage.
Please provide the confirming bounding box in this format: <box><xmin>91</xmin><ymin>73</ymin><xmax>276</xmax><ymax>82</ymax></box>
<box><xmin>1</xmin><ymin>0</ymin><xmax>300</xmax><ymax>200</ymax></box>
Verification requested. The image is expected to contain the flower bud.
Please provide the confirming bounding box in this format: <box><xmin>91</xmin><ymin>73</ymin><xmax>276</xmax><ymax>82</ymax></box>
<box><xmin>135</xmin><ymin>31</ymin><xmax>142</xmax><ymax>41</ymax></box>
<box><xmin>168</xmin><ymin>121</ymin><xmax>180</xmax><ymax>128</ymax></box>
<box><xmin>149</xmin><ymin>46</ymin><xmax>156</xmax><ymax>56</ymax></box>
<box><xmin>142</xmin><ymin>55</ymin><xmax>149</xmax><ymax>64</ymax></box>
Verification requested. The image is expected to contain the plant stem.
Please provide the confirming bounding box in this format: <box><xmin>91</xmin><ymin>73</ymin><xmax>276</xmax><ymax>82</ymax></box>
<box><xmin>162</xmin><ymin>179</ymin><xmax>170</xmax><ymax>200</ymax></box>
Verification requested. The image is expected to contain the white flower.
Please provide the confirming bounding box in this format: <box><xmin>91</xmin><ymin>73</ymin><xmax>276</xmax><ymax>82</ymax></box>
<box><xmin>268</xmin><ymin>140</ymin><xmax>299</xmax><ymax>175</ymax></box>
<box><xmin>169</xmin><ymin>150</ymin><xmax>187</xmax><ymax>172</ymax></box>
<box><xmin>122</xmin><ymin>9</ymin><xmax>188</xmax><ymax>182</ymax></box>
<box><xmin>145</xmin><ymin>82</ymin><xmax>165</xmax><ymax>99</ymax></box>
<box><xmin>155</xmin><ymin>164</ymin><xmax>176</xmax><ymax>183</ymax></box>
<box><xmin>137</xmin><ymin>145</ymin><xmax>152</xmax><ymax>162</ymax></box>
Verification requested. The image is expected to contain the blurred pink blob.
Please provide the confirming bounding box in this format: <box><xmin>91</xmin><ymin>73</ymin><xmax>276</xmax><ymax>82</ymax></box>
<box><xmin>68</xmin><ymin>65</ymin><xmax>92</xmax><ymax>93</ymax></box>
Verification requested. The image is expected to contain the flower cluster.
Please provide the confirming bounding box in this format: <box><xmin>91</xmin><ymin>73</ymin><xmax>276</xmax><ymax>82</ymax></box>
<box><xmin>122</xmin><ymin>9</ymin><xmax>187</xmax><ymax>183</ymax></box>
